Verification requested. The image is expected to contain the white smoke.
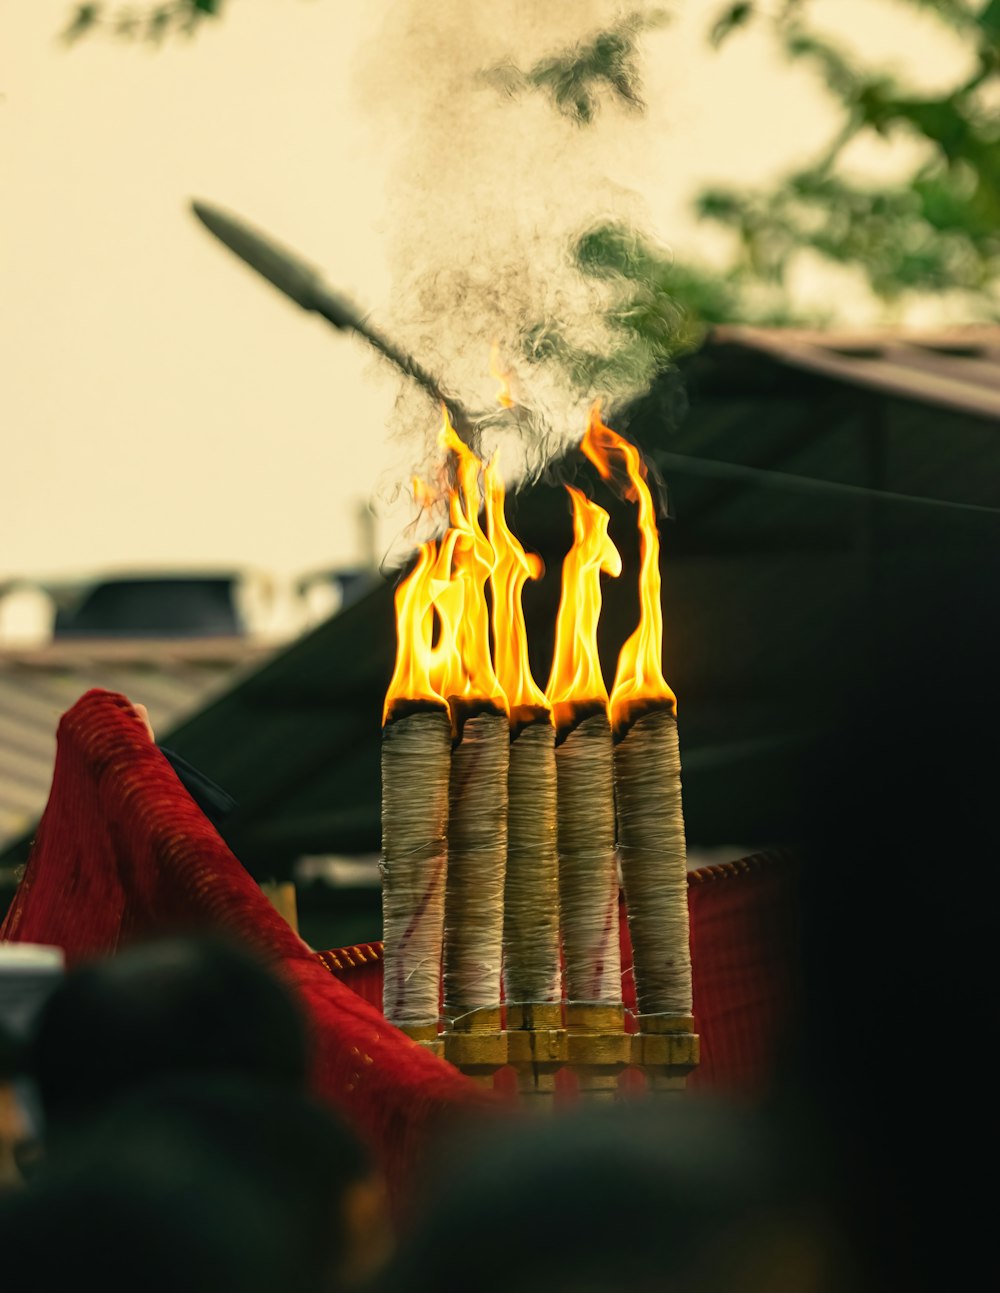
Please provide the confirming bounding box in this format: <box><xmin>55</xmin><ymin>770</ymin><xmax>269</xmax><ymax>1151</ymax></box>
<box><xmin>356</xmin><ymin>1</ymin><xmax>669</xmax><ymax>552</ymax></box>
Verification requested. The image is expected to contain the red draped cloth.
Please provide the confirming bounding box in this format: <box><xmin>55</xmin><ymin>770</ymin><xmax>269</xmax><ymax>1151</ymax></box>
<box><xmin>0</xmin><ymin>690</ymin><xmax>497</xmax><ymax>1192</ymax></box>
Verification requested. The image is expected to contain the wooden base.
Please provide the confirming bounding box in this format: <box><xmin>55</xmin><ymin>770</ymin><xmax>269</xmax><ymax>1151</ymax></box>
<box><xmin>565</xmin><ymin>1002</ymin><xmax>629</xmax><ymax>1100</ymax></box>
<box><xmin>399</xmin><ymin>1021</ymin><xmax>444</xmax><ymax>1059</ymax></box>
<box><xmin>632</xmin><ymin>1013</ymin><xmax>699</xmax><ymax>1090</ymax></box>
<box><xmin>506</xmin><ymin>1002</ymin><xmax>566</xmax><ymax>1106</ymax></box>
<box><xmin>443</xmin><ymin>1005</ymin><xmax>508</xmax><ymax>1080</ymax></box>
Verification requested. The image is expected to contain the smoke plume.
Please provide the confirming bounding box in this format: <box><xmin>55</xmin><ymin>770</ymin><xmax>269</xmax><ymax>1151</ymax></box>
<box><xmin>356</xmin><ymin>2</ymin><xmax>671</xmax><ymax>543</ymax></box>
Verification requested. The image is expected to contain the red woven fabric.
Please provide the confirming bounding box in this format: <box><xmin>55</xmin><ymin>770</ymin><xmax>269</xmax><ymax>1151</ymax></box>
<box><xmin>685</xmin><ymin>852</ymin><xmax>800</xmax><ymax>1095</ymax></box>
<box><xmin>322</xmin><ymin>850</ymin><xmax>801</xmax><ymax>1100</ymax></box>
<box><xmin>0</xmin><ymin>690</ymin><xmax>497</xmax><ymax>1190</ymax></box>
<box><xmin>314</xmin><ymin>945</ymin><xmax>383</xmax><ymax>1010</ymax></box>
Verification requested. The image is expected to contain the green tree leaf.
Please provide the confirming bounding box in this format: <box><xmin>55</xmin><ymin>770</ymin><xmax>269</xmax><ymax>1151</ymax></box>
<box><xmin>482</xmin><ymin>10</ymin><xmax>671</xmax><ymax>124</ymax></box>
<box><xmin>709</xmin><ymin>2</ymin><xmax>756</xmax><ymax>49</ymax></box>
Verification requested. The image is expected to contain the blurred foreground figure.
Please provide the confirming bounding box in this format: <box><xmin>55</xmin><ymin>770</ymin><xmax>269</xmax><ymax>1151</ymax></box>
<box><xmin>374</xmin><ymin>1098</ymin><xmax>857</xmax><ymax>1293</ymax></box>
<box><xmin>113</xmin><ymin>1077</ymin><xmax>392</xmax><ymax>1289</ymax></box>
<box><xmin>0</xmin><ymin>1021</ymin><xmax>24</xmax><ymax>1191</ymax></box>
<box><xmin>0</xmin><ymin>943</ymin><xmax>64</xmax><ymax>1187</ymax></box>
<box><xmin>29</xmin><ymin>934</ymin><xmax>309</xmax><ymax>1144</ymax></box>
<box><xmin>18</xmin><ymin>938</ymin><xmax>393</xmax><ymax>1288</ymax></box>
<box><xmin>0</xmin><ymin>1076</ymin><xmax>391</xmax><ymax>1292</ymax></box>
<box><xmin>0</xmin><ymin>1124</ymin><xmax>291</xmax><ymax>1293</ymax></box>
<box><xmin>779</xmin><ymin>577</ymin><xmax>1000</xmax><ymax>1293</ymax></box>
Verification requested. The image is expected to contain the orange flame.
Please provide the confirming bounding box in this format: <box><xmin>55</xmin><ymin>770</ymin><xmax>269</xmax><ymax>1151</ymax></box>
<box><xmin>489</xmin><ymin>341</ymin><xmax>515</xmax><ymax>409</ymax></box>
<box><xmin>484</xmin><ymin>458</ymin><xmax>547</xmax><ymax>719</ymax></box>
<box><xmin>382</xmin><ymin>540</ymin><xmax>446</xmax><ymax>725</ymax></box>
<box><xmin>424</xmin><ymin>528</ymin><xmax>463</xmax><ymax>700</ymax></box>
<box><xmin>412</xmin><ymin>475</ymin><xmax>436</xmax><ymax>513</ymax></box>
<box><xmin>429</xmin><ymin>410</ymin><xmax>507</xmax><ymax>712</ymax></box>
<box><xmin>580</xmin><ymin>403</ymin><xmax>676</xmax><ymax>729</ymax></box>
<box><xmin>546</xmin><ymin>486</ymin><xmax>622</xmax><ymax>730</ymax></box>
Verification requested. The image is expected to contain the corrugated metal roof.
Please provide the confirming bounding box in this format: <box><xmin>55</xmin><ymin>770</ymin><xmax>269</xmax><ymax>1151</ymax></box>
<box><xmin>709</xmin><ymin>326</ymin><xmax>1000</xmax><ymax>421</ymax></box>
<box><xmin>0</xmin><ymin>639</ymin><xmax>274</xmax><ymax>850</ymax></box>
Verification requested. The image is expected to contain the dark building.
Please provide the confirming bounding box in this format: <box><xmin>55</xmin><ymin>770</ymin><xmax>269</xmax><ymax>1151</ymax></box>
<box><xmin>4</xmin><ymin>326</ymin><xmax>999</xmax><ymax>947</ymax></box>
<box><xmin>52</xmin><ymin>575</ymin><xmax>246</xmax><ymax>639</ymax></box>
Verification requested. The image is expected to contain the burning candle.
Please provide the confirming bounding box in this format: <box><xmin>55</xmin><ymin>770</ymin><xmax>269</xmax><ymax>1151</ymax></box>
<box><xmin>433</xmin><ymin>416</ymin><xmax>510</xmax><ymax>1082</ymax></box>
<box><xmin>485</xmin><ymin>458</ymin><xmax>565</xmax><ymax>1099</ymax></box>
<box><xmin>547</xmin><ymin>486</ymin><xmax>629</xmax><ymax>1097</ymax></box>
<box><xmin>581</xmin><ymin>407</ymin><xmax>698</xmax><ymax>1090</ymax></box>
<box><xmin>381</xmin><ymin>541</ymin><xmax>452</xmax><ymax>1052</ymax></box>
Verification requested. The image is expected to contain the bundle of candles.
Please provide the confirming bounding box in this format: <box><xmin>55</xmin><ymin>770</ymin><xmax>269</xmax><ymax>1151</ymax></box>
<box><xmin>380</xmin><ymin>403</ymin><xmax>698</xmax><ymax>1099</ymax></box>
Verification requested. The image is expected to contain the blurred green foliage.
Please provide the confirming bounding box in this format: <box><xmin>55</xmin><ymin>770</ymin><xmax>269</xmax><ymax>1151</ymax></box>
<box><xmin>699</xmin><ymin>0</ymin><xmax>1000</xmax><ymax>314</ymax></box>
<box><xmin>526</xmin><ymin>0</ymin><xmax>1000</xmax><ymax>394</ymax></box>
<box><xmin>63</xmin><ymin>0</ymin><xmax>223</xmax><ymax>43</ymax></box>
<box><xmin>521</xmin><ymin>225</ymin><xmax>804</xmax><ymax>401</ymax></box>
<box><xmin>484</xmin><ymin>10</ymin><xmax>671</xmax><ymax>124</ymax></box>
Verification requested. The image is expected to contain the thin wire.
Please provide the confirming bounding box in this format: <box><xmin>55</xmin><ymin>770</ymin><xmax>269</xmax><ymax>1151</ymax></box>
<box><xmin>653</xmin><ymin>450</ymin><xmax>1000</xmax><ymax>516</ymax></box>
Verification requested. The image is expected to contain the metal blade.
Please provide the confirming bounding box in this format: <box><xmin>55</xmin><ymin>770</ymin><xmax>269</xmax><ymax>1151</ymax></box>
<box><xmin>190</xmin><ymin>198</ymin><xmax>476</xmax><ymax>434</ymax></box>
<box><xmin>191</xmin><ymin>200</ymin><xmax>344</xmax><ymax>321</ymax></box>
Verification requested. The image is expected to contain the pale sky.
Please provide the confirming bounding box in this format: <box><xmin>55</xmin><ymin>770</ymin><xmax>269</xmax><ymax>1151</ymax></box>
<box><xmin>0</xmin><ymin>1</ymin><xmax>970</xmax><ymax>598</ymax></box>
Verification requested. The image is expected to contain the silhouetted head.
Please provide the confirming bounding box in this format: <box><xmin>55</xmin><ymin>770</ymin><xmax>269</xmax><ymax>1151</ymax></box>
<box><xmin>776</xmin><ymin>573</ymin><xmax>1000</xmax><ymax>1291</ymax></box>
<box><xmin>0</xmin><ymin>1021</ymin><xmax>19</xmax><ymax>1085</ymax></box>
<box><xmin>104</xmin><ymin>1075</ymin><xmax>392</xmax><ymax>1289</ymax></box>
<box><xmin>30</xmin><ymin>934</ymin><xmax>308</xmax><ymax>1140</ymax></box>
<box><xmin>0</xmin><ymin>1020</ymin><xmax>25</xmax><ymax>1192</ymax></box>
<box><xmin>0</xmin><ymin>1109</ymin><xmax>293</xmax><ymax>1293</ymax></box>
<box><xmin>376</xmin><ymin>1096</ymin><xmax>854</xmax><ymax>1293</ymax></box>
<box><xmin>14</xmin><ymin>1074</ymin><xmax>391</xmax><ymax>1292</ymax></box>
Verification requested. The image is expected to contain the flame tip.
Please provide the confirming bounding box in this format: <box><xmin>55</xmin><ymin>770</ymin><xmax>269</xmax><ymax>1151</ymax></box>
<box><xmin>386</xmin><ymin>355</ymin><xmax>673</xmax><ymax>730</ymax></box>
